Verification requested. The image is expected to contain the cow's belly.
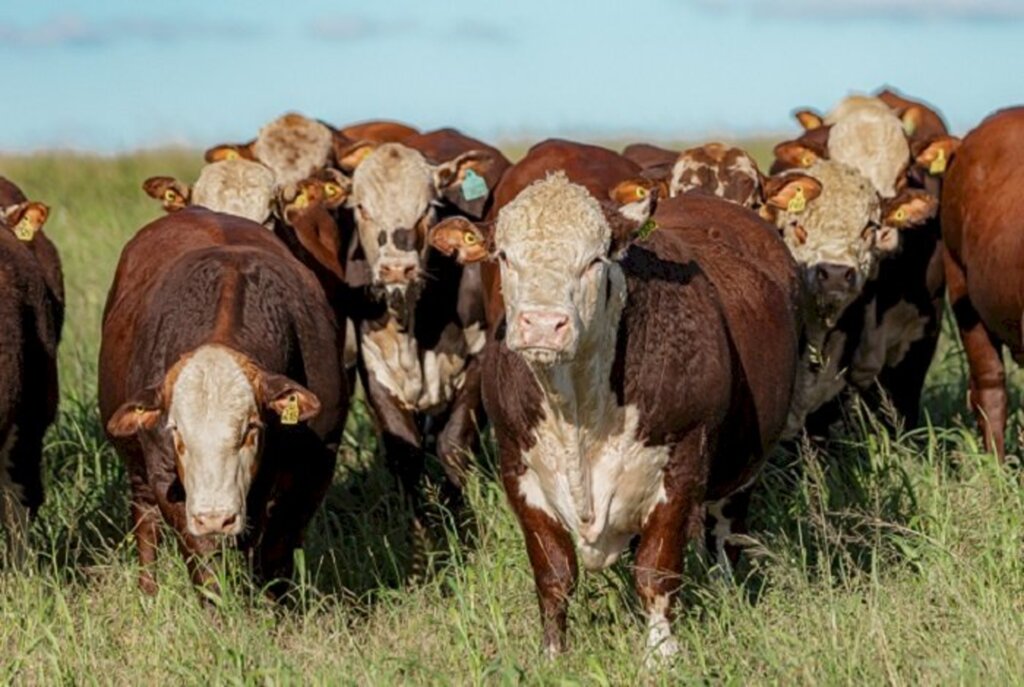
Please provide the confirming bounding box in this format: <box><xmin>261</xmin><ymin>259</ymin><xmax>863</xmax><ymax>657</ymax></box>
<box><xmin>517</xmin><ymin>405</ymin><xmax>671</xmax><ymax>571</ymax></box>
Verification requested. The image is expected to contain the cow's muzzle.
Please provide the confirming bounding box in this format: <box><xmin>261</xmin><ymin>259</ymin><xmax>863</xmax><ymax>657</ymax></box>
<box><xmin>508</xmin><ymin>308</ymin><xmax>576</xmax><ymax>363</ymax></box>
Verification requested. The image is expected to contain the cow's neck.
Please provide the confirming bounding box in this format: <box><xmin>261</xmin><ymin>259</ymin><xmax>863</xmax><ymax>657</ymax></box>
<box><xmin>526</xmin><ymin>267</ymin><xmax>627</xmax><ymax>525</ymax></box>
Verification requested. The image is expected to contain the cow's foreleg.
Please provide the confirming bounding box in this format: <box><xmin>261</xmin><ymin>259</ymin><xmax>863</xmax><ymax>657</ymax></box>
<box><xmin>635</xmin><ymin>430</ymin><xmax>707</xmax><ymax>663</ymax></box>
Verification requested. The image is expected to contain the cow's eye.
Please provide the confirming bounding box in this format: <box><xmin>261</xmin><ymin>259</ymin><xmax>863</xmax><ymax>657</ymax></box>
<box><xmin>497</xmin><ymin>250</ymin><xmax>508</xmax><ymax>264</ymax></box>
<box><xmin>241</xmin><ymin>422</ymin><xmax>261</xmax><ymax>448</ymax></box>
<box><xmin>866</xmin><ymin>219</ymin><xmax>881</xmax><ymax>230</ymax></box>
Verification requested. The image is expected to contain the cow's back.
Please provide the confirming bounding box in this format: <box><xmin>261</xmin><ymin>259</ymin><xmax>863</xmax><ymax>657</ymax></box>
<box><xmin>942</xmin><ymin>106</ymin><xmax>1024</xmax><ymax>350</ymax></box>
<box><xmin>99</xmin><ymin>208</ymin><xmax>321</xmax><ymax>422</ymax></box>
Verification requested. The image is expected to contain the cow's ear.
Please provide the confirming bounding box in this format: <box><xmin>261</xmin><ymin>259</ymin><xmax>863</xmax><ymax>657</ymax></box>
<box><xmin>913</xmin><ymin>135</ymin><xmax>961</xmax><ymax>177</ymax></box>
<box><xmin>794</xmin><ymin>109</ymin><xmax>824</xmax><ymax>131</ymax></box>
<box><xmin>882</xmin><ymin>188</ymin><xmax>938</xmax><ymax>229</ymax></box>
<box><xmin>204</xmin><ymin>143</ymin><xmax>256</xmax><ymax>163</ymax></box>
<box><xmin>2</xmin><ymin>202</ymin><xmax>49</xmax><ymax>241</ymax></box>
<box><xmin>433</xmin><ymin>149</ymin><xmax>503</xmax><ymax>218</ymax></box>
<box><xmin>336</xmin><ymin>140</ymin><xmax>378</xmax><ymax>173</ymax></box>
<box><xmin>763</xmin><ymin>173</ymin><xmax>823</xmax><ymax>213</ymax></box>
<box><xmin>773</xmin><ymin>140</ymin><xmax>825</xmax><ymax>171</ymax></box>
<box><xmin>107</xmin><ymin>388</ymin><xmax>163</xmax><ymax>437</ymax></box>
<box><xmin>142</xmin><ymin>176</ymin><xmax>191</xmax><ymax>213</ymax></box>
<box><xmin>428</xmin><ymin>216</ymin><xmax>491</xmax><ymax>264</ymax></box>
<box><xmin>900</xmin><ymin>105</ymin><xmax>925</xmax><ymax>137</ymax></box>
<box><xmin>260</xmin><ymin>373</ymin><xmax>321</xmax><ymax>425</ymax></box>
<box><xmin>320</xmin><ymin>169</ymin><xmax>351</xmax><ymax>209</ymax></box>
<box><xmin>608</xmin><ymin>177</ymin><xmax>667</xmax><ymax>205</ymax></box>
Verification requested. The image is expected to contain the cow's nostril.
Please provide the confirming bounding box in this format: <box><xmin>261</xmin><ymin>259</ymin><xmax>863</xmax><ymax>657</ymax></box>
<box><xmin>844</xmin><ymin>267</ymin><xmax>856</xmax><ymax>285</ymax></box>
<box><xmin>221</xmin><ymin>513</ymin><xmax>238</xmax><ymax>530</ymax></box>
<box><xmin>816</xmin><ymin>266</ymin><xmax>829</xmax><ymax>283</ymax></box>
<box><xmin>553</xmin><ymin>317</ymin><xmax>569</xmax><ymax>332</ymax></box>
<box><xmin>402</xmin><ymin>265</ymin><xmax>416</xmax><ymax>279</ymax></box>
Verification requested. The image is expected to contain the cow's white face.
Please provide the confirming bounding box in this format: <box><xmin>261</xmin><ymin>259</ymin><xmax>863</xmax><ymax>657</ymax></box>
<box><xmin>772</xmin><ymin>162</ymin><xmax>884</xmax><ymax>327</ymax></box>
<box><xmin>349</xmin><ymin>144</ymin><xmax>437</xmax><ymax>295</ymax></box>
<box><xmin>191</xmin><ymin>160</ymin><xmax>276</xmax><ymax>225</ymax></box>
<box><xmin>826</xmin><ymin>96</ymin><xmax>910</xmax><ymax>198</ymax></box>
<box><xmin>496</xmin><ymin>173</ymin><xmax>625</xmax><ymax>366</ymax></box>
<box><xmin>251</xmin><ymin>113</ymin><xmax>334</xmax><ymax>188</ymax></box>
<box><xmin>166</xmin><ymin>346</ymin><xmax>261</xmax><ymax>538</ymax></box>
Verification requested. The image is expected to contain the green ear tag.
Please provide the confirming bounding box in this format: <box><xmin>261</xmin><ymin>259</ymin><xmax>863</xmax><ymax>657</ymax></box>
<box><xmin>461</xmin><ymin>169</ymin><xmax>488</xmax><ymax>202</ymax></box>
<box><xmin>280</xmin><ymin>395</ymin><xmax>300</xmax><ymax>425</ymax></box>
<box><xmin>635</xmin><ymin>219</ymin><xmax>658</xmax><ymax>241</ymax></box>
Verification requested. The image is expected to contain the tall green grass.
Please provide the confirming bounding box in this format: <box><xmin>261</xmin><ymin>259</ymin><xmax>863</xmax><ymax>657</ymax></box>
<box><xmin>1</xmin><ymin>147</ymin><xmax>1023</xmax><ymax>685</ymax></box>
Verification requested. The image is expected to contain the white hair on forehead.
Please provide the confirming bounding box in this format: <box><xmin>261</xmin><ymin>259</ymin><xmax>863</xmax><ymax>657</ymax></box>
<box><xmin>252</xmin><ymin>113</ymin><xmax>333</xmax><ymax>188</ymax></box>
<box><xmin>351</xmin><ymin>143</ymin><xmax>435</xmax><ymax>223</ymax></box>
<box><xmin>825</xmin><ymin>96</ymin><xmax>909</xmax><ymax>198</ymax></box>
<box><xmin>496</xmin><ymin>171</ymin><xmax>610</xmax><ymax>250</ymax></box>
<box><xmin>776</xmin><ymin>160</ymin><xmax>880</xmax><ymax>266</ymax></box>
<box><xmin>192</xmin><ymin>160</ymin><xmax>275</xmax><ymax>224</ymax></box>
<box><xmin>169</xmin><ymin>346</ymin><xmax>255</xmax><ymax>430</ymax></box>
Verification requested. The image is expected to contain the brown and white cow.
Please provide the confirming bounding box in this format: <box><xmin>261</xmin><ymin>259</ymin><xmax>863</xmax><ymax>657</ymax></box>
<box><xmin>624</xmin><ymin>142</ymin><xmax>763</xmax><ymax>210</ymax></box>
<box><xmin>335</xmin><ymin>128</ymin><xmax>510</xmax><ymax>534</ymax></box>
<box><xmin>99</xmin><ymin>207</ymin><xmax>347</xmax><ymax>595</ymax></box>
<box><xmin>773</xmin><ymin>93</ymin><xmax>958</xmax><ymax>431</ymax></box>
<box><xmin>941</xmin><ymin>107</ymin><xmax>1024</xmax><ymax>459</ymax></box>
<box><xmin>0</xmin><ymin>178</ymin><xmax>63</xmax><ymax>563</ymax></box>
<box><xmin>428</xmin><ymin>140</ymin><xmax>801</xmax><ymax>660</ymax></box>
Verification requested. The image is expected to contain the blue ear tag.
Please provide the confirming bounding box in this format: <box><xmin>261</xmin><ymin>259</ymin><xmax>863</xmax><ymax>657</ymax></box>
<box><xmin>461</xmin><ymin>169</ymin><xmax>488</xmax><ymax>202</ymax></box>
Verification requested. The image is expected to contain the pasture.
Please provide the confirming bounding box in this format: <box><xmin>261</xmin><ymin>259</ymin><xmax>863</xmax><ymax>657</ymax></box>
<box><xmin>2</xmin><ymin>145</ymin><xmax>1024</xmax><ymax>685</ymax></box>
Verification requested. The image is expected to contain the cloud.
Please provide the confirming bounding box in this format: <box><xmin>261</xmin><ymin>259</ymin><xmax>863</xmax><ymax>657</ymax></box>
<box><xmin>686</xmin><ymin>0</ymin><xmax>1024</xmax><ymax>21</ymax></box>
<box><xmin>308</xmin><ymin>15</ymin><xmax>418</xmax><ymax>42</ymax></box>
<box><xmin>445</xmin><ymin>20</ymin><xmax>516</xmax><ymax>44</ymax></box>
<box><xmin>0</xmin><ymin>13</ymin><xmax>260</xmax><ymax>48</ymax></box>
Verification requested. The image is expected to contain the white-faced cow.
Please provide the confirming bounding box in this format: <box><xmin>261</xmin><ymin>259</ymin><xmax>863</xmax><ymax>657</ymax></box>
<box><xmin>427</xmin><ymin>139</ymin><xmax>801</xmax><ymax>661</ymax></box>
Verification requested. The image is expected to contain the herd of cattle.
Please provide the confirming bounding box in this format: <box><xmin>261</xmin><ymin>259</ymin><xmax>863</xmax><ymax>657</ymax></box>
<box><xmin>1</xmin><ymin>87</ymin><xmax>1023</xmax><ymax>659</ymax></box>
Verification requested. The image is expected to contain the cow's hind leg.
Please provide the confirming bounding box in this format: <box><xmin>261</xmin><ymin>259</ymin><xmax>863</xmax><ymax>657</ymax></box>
<box><xmin>1</xmin><ymin>427</ymin><xmax>44</xmax><ymax>568</ymax></box>
<box><xmin>704</xmin><ymin>486</ymin><xmax>752</xmax><ymax>580</ymax></box>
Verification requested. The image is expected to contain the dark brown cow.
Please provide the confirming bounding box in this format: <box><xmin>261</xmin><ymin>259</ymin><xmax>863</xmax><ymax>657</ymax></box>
<box><xmin>335</xmin><ymin>129</ymin><xmax>510</xmax><ymax>540</ymax></box>
<box><xmin>942</xmin><ymin>107</ymin><xmax>1024</xmax><ymax>459</ymax></box>
<box><xmin>99</xmin><ymin>207</ymin><xmax>347</xmax><ymax>595</ymax></box>
<box><xmin>428</xmin><ymin>141</ymin><xmax>800</xmax><ymax>660</ymax></box>
<box><xmin>0</xmin><ymin>178</ymin><xmax>63</xmax><ymax>562</ymax></box>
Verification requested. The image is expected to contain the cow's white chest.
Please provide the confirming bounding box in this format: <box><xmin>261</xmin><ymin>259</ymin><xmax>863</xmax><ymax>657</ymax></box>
<box><xmin>850</xmin><ymin>299</ymin><xmax>929</xmax><ymax>389</ymax></box>
<box><xmin>784</xmin><ymin>331</ymin><xmax>848</xmax><ymax>438</ymax></box>
<box><xmin>361</xmin><ymin>319</ymin><xmax>484</xmax><ymax>413</ymax></box>
<box><xmin>518</xmin><ymin>404</ymin><xmax>670</xmax><ymax>571</ymax></box>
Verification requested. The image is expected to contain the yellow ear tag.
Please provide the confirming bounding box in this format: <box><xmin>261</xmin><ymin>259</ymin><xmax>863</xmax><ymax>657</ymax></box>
<box><xmin>163</xmin><ymin>189</ymin><xmax>177</xmax><ymax>203</ymax></box>
<box><xmin>14</xmin><ymin>217</ymin><xmax>35</xmax><ymax>241</ymax></box>
<box><xmin>800</xmin><ymin>153</ymin><xmax>815</xmax><ymax>167</ymax></box>
<box><xmin>894</xmin><ymin>208</ymin><xmax>907</xmax><ymax>223</ymax></box>
<box><xmin>280</xmin><ymin>395</ymin><xmax>300</xmax><ymax>425</ymax></box>
<box><xmin>929</xmin><ymin>148</ymin><xmax>947</xmax><ymax>176</ymax></box>
<box><xmin>324</xmin><ymin>183</ymin><xmax>341</xmax><ymax>198</ymax></box>
<box><xmin>634</xmin><ymin>186</ymin><xmax>647</xmax><ymax>199</ymax></box>
<box><xmin>463</xmin><ymin>231</ymin><xmax>478</xmax><ymax>245</ymax></box>
<box><xmin>224</xmin><ymin>149</ymin><xmax>239</xmax><ymax>161</ymax></box>
<box><xmin>293</xmin><ymin>191</ymin><xmax>309</xmax><ymax>210</ymax></box>
<box><xmin>787</xmin><ymin>186</ymin><xmax>807</xmax><ymax>214</ymax></box>
<box><xmin>902</xmin><ymin>116</ymin><xmax>917</xmax><ymax>137</ymax></box>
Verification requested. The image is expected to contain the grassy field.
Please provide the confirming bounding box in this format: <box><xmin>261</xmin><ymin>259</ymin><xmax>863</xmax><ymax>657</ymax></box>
<box><xmin>2</xmin><ymin>145</ymin><xmax>1024</xmax><ymax>685</ymax></box>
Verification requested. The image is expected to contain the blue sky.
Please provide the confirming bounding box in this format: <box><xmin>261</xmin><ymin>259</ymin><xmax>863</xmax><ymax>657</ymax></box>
<box><xmin>2</xmin><ymin>0</ymin><xmax>1022</xmax><ymax>151</ymax></box>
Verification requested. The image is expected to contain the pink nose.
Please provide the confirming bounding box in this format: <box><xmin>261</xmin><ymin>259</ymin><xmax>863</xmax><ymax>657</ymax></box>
<box><xmin>515</xmin><ymin>310</ymin><xmax>572</xmax><ymax>350</ymax></box>
<box><xmin>379</xmin><ymin>263</ymin><xmax>417</xmax><ymax>284</ymax></box>
<box><xmin>190</xmin><ymin>510</ymin><xmax>240</xmax><ymax>536</ymax></box>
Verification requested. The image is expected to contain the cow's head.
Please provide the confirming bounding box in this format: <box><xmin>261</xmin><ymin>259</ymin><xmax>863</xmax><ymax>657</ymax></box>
<box><xmin>276</xmin><ymin>169</ymin><xmax>352</xmax><ymax>280</ymax></box>
<box><xmin>107</xmin><ymin>345</ymin><xmax>320</xmax><ymax>538</ymax></box>
<box><xmin>1</xmin><ymin>200</ymin><xmax>50</xmax><ymax>242</ymax></box>
<box><xmin>143</xmin><ymin>160</ymin><xmax>277</xmax><ymax>226</ymax></box>
<box><xmin>428</xmin><ymin>172</ymin><xmax>652</xmax><ymax>366</ymax></box>
<box><xmin>670</xmin><ymin>143</ymin><xmax>763</xmax><ymax>209</ymax></box>
<box><xmin>764</xmin><ymin>161</ymin><xmax>935</xmax><ymax>327</ymax></box>
<box><xmin>340</xmin><ymin>141</ymin><xmax>499</xmax><ymax>299</ymax></box>
<box><xmin>825</xmin><ymin>97</ymin><xmax>910</xmax><ymax>198</ymax></box>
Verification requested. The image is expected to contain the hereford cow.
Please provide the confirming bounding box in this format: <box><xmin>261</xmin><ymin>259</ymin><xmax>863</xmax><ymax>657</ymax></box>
<box><xmin>771</xmin><ymin>94</ymin><xmax>957</xmax><ymax>432</ymax></box>
<box><xmin>0</xmin><ymin>179</ymin><xmax>63</xmax><ymax>563</ymax></box>
<box><xmin>428</xmin><ymin>140</ymin><xmax>801</xmax><ymax>660</ymax></box>
<box><xmin>941</xmin><ymin>107</ymin><xmax>1024</xmax><ymax>459</ymax></box>
<box><xmin>624</xmin><ymin>142</ymin><xmax>763</xmax><ymax>210</ymax></box>
<box><xmin>334</xmin><ymin>128</ymin><xmax>510</xmax><ymax>538</ymax></box>
<box><xmin>99</xmin><ymin>207</ymin><xmax>346</xmax><ymax>594</ymax></box>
